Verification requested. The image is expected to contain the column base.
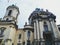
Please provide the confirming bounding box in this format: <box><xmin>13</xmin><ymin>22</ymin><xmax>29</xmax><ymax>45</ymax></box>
<box><xmin>34</xmin><ymin>39</ymin><xmax>46</xmax><ymax>45</ymax></box>
<box><xmin>34</xmin><ymin>39</ymin><xmax>41</xmax><ymax>45</ymax></box>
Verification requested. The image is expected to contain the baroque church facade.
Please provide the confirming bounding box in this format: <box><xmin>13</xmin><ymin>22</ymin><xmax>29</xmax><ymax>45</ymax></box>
<box><xmin>0</xmin><ymin>5</ymin><xmax>60</xmax><ymax>45</ymax></box>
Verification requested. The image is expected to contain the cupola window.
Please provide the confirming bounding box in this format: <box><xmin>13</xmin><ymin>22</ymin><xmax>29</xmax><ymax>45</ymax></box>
<box><xmin>8</xmin><ymin>10</ymin><xmax>12</xmax><ymax>16</ymax></box>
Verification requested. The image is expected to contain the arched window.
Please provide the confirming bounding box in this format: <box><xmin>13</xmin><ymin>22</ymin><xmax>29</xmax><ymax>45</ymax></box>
<box><xmin>0</xmin><ymin>27</ymin><xmax>6</xmax><ymax>36</ymax></box>
<box><xmin>44</xmin><ymin>22</ymin><xmax>48</xmax><ymax>32</ymax></box>
<box><xmin>0</xmin><ymin>29</ymin><xmax>3</xmax><ymax>35</ymax></box>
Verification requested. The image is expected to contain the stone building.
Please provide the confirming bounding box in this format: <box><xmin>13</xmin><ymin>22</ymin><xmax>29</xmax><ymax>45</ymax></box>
<box><xmin>0</xmin><ymin>5</ymin><xmax>60</xmax><ymax>45</ymax></box>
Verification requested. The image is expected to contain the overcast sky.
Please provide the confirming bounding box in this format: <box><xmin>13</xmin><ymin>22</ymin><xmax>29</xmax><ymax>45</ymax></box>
<box><xmin>0</xmin><ymin>0</ymin><xmax>60</xmax><ymax>28</ymax></box>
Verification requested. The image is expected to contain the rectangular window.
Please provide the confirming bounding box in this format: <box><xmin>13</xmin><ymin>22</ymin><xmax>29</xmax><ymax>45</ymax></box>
<box><xmin>44</xmin><ymin>25</ymin><xmax>48</xmax><ymax>32</ymax></box>
<box><xmin>19</xmin><ymin>34</ymin><xmax>21</xmax><ymax>39</ymax></box>
<box><xmin>27</xmin><ymin>31</ymin><xmax>30</xmax><ymax>39</ymax></box>
<box><xmin>8</xmin><ymin>10</ymin><xmax>12</xmax><ymax>16</ymax></box>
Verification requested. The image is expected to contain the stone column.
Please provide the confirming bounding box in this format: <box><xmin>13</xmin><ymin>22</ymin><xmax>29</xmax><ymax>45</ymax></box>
<box><xmin>34</xmin><ymin>22</ymin><xmax>37</xmax><ymax>39</ymax></box>
<box><xmin>36</xmin><ymin>20</ymin><xmax>40</xmax><ymax>40</ymax></box>
<box><xmin>34</xmin><ymin>21</ymin><xmax>37</xmax><ymax>45</ymax></box>
<box><xmin>50</xmin><ymin>21</ymin><xmax>58</xmax><ymax>38</ymax></box>
<box><xmin>25</xmin><ymin>30</ymin><xmax>27</xmax><ymax>45</ymax></box>
<box><xmin>53</xmin><ymin>22</ymin><xmax>59</xmax><ymax>38</ymax></box>
<box><xmin>39</xmin><ymin>21</ymin><xmax>44</xmax><ymax>39</ymax></box>
<box><xmin>36</xmin><ymin>20</ymin><xmax>40</xmax><ymax>45</ymax></box>
<box><xmin>39</xmin><ymin>21</ymin><xmax>45</xmax><ymax>45</ymax></box>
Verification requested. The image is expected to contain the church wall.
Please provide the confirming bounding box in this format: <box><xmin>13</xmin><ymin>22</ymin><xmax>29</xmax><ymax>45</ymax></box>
<box><xmin>14</xmin><ymin>29</ymin><xmax>24</xmax><ymax>45</ymax></box>
<box><xmin>0</xmin><ymin>24</ymin><xmax>16</xmax><ymax>45</ymax></box>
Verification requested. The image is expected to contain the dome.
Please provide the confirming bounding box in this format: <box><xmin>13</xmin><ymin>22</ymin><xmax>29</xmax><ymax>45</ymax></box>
<box><xmin>32</xmin><ymin>8</ymin><xmax>53</xmax><ymax>15</ymax></box>
<box><xmin>29</xmin><ymin>8</ymin><xmax>56</xmax><ymax>20</ymax></box>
